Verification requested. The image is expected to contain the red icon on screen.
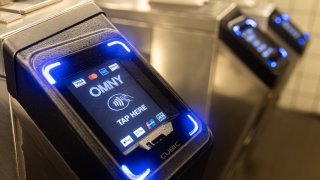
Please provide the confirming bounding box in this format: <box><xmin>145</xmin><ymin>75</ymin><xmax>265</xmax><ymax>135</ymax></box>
<box><xmin>88</xmin><ymin>73</ymin><xmax>98</xmax><ymax>80</ymax></box>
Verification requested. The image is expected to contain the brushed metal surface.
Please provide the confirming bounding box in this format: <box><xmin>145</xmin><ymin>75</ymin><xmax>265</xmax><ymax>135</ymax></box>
<box><xmin>97</xmin><ymin>0</ymin><xmax>235</xmax><ymax>32</ymax></box>
<box><xmin>151</xmin><ymin>26</ymin><xmax>217</xmax><ymax>120</ymax></box>
<box><xmin>0</xmin><ymin>0</ymin><xmax>62</xmax><ymax>14</ymax></box>
<box><xmin>0</xmin><ymin>78</ymin><xmax>19</xmax><ymax>180</ymax></box>
<box><xmin>204</xmin><ymin>45</ymin><xmax>270</xmax><ymax>180</ymax></box>
<box><xmin>10</xmin><ymin>97</ymin><xmax>79</xmax><ymax>180</ymax></box>
<box><xmin>0</xmin><ymin>10</ymin><xmax>21</xmax><ymax>24</ymax></box>
<box><xmin>0</xmin><ymin>0</ymin><xmax>92</xmax><ymax>76</ymax></box>
<box><xmin>0</xmin><ymin>0</ymin><xmax>12</xmax><ymax>6</ymax></box>
<box><xmin>98</xmin><ymin>0</ymin><xmax>236</xmax><ymax>121</ymax></box>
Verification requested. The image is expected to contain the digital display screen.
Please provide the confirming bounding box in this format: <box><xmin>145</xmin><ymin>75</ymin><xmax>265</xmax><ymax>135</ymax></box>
<box><xmin>62</xmin><ymin>60</ymin><xmax>168</xmax><ymax>152</ymax></box>
<box><xmin>272</xmin><ymin>13</ymin><xmax>310</xmax><ymax>46</ymax></box>
<box><xmin>240</xmin><ymin>27</ymin><xmax>275</xmax><ymax>59</ymax></box>
<box><xmin>231</xmin><ymin>18</ymin><xmax>288</xmax><ymax>69</ymax></box>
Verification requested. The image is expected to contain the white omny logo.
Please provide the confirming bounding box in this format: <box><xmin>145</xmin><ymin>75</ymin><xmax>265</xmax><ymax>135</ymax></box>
<box><xmin>72</xmin><ymin>78</ymin><xmax>86</xmax><ymax>88</ymax></box>
<box><xmin>107</xmin><ymin>93</ymin><xmax>134</xmax><ymax>111</ymax></box>
<box><xmin>120</xmin><ymin>135</ymin><xmax>134</xmax><ymax>147</ymax></box>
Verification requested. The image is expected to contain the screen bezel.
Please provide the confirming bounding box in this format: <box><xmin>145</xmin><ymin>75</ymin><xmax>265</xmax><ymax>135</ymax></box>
<box><xmin>43</xmin><ymin>39</ymin><xmax>184</xmax><ymax>158</ymax></box>
<box><xmin>227</xmin><ymin>16</ymin><xmax>287</xmax><ymax>73</ymax></box>
<box><xmin>269</xmin><ymin>10</ymin><xmax>308</xmax><ymax>54</ymax></box>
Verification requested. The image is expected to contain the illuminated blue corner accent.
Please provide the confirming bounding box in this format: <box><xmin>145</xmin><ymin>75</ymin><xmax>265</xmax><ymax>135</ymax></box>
<box><xmin>278</xmin><ymin>47</ymin><xmax>288</xmax><ymax>59</ymax></box>
<box><xmin>245</xmin><ymin>19</ymin><xmax>257</xmax><ymax>28</ymax></box>
<box><xmin>187</xmin><ymin>114</ymin><xmax>199</xmax><ymax>136</ymax></box>
<box><xmin>121</xmin><ymin>165</ymin><xmax>151</xmax><ymax>180</ymax></box>
<box><xmin>281</xmin><ymin>13</ymin><xmax>291</xmax><ymax>21</ymax></box>
<box><xmin>266</xmin><ymin>59</ymin><xmax>278</xmax><ymax>68</ymax></box>
<box><xmin>107</xmin><ymin>41</ymin><xmax>131</xmax><ymax>52</ymax></box>
<box><xmin>303</xmin><ymin>33</ymin><xmax>310</xmax><ymax>41</ymax></box>
<box><xmin>42</xmin><ymin>62</ymin><xmax>61</xmax><ymax>84</ymax></box>
<box><xmin>274</xmin><ymin>16</ymin><xmax>282</xmax><ymax>24</ymax></box>
<box><xmin>232</xmin><ymin>25</ymin><xmax>242</xmax><ymax>36</ymax></box>
<box><xmin>297</xmin><ymin>38</ymin><xmax>305</xmax><ymax>46</ymax></box>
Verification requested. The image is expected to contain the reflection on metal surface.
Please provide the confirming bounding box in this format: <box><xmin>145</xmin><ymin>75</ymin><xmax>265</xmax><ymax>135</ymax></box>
<box><xmin>202</xmin><ymin>43</ymin><xmax>270</xmax><ymax>180</ymax></box>
<box><xmin>97</xmin><ymin>0</ymin><xmax>237</xmax><ymax>120</ymax></box>
<box><xmin>0</xmin><ymin>0</ymin><xmax>12</xmax><ymax>6</ymax></box>
<box><xmin>0</xmin><ymin>11</ymin><xmax>21</xmax><ymax>24</ymax></box>
<box><xmin>10</xmin><ymin>97</ymin><xmax>79</xmax><ymax>180</ymax></box>
<box><xmin>0</xmin><ymin>79</ymin><xmax>19</xmax><ymax>180</ymax></box>
<box><xmin>0</xmin><ymin>0</ymin><xmax>92</xmax><ymax>77</ymax></box>
<box><xmin>97</xmin><ymin>0</ymin><xmax>150</xmax><ymax>11</ymax></box>
<box><xmin>150</xmin><ymin>0</ymin><xmax>207</xmax><ymax>6</ymax></box>
<box><xmin>0</xmin><ymin>0</ymin><xmax>62</xmax><ymax>14</ymax></box>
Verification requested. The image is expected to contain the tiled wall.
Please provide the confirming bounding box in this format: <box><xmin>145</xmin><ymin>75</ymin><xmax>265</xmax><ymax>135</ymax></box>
<box><xmin>267</xmin><ymin>0</ymin><xmax>320</xmax><ymax>114</ymax></box>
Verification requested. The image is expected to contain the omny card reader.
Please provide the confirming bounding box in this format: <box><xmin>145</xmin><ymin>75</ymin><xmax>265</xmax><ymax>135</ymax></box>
<box><xmin>2</xmin><ymin>1</ymin><xmax>212</xmax><ymax>179</ymax></box>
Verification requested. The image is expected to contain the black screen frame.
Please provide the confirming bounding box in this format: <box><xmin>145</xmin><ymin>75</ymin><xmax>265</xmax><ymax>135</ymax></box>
<box><xmin>43</xmin><ymin>39</ymin><xmax>183</xmax><ymax>158</ymax></box>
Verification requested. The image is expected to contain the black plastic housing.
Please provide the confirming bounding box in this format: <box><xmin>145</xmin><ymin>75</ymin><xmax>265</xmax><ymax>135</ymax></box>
<box><xmin>219</xmin><ymin>9</ymin><xmax>289</xmax><ymax>88</ymax></box>
<box><xmin>2</xmin><ymin>2</ymin><xmax>212</xmax><ymax>179</ymax></box>
<box><xmin>269</xmin><ymin>9</ymin><xmax>310</xmax><ymax>55</ymax></box>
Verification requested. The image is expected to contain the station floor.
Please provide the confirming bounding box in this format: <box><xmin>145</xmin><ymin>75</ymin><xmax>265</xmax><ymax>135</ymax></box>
<box><xmin>231</xmin><ymin>108</ymin><xmax>320</xmax><ymax>180</ymax></box>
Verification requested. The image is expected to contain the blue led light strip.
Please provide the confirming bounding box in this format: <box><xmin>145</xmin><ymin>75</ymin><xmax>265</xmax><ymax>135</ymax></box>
<box><xmin>121</xmin><ymin>165</ymin><xmax>151</xmax><ymax>180</ymax></box>
<box><xmin>278</xmin><ymin>47</ymin><xmax>288</xmax><ymax>59</ymax></box>
<box><xmin>42</xmin><ymin>62</ymin><xmax>61</xmax><ymax>84</ymax></box>
<box><xmin>187</xmin><ymin>114</ymin><xmax>199</xmax><ymax>136</ymax></box>
<box><xmin>245</xmin><ymin>19</ymin><xmax>257</xmax><ymax>28</ymax></box>
<box><xmin>107</xmin><ymin>40</ymin><xmax>131</xmax><ymax>52</ymax></box>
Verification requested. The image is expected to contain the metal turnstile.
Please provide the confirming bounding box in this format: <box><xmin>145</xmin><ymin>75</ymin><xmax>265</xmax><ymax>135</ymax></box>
<box><xmin>0</xmin><ymin>0</ymin><xmax>91</xmax><ymax>179</ymax></box>
<box><xmin>0</xmin><ymin>0</ymin><xmax>308</xmax><ymax>179</ymax></box>
<box><xmin>96</xmin><ymin>1</ymin><xmax>300</xmax><ymax>179</ymax></box>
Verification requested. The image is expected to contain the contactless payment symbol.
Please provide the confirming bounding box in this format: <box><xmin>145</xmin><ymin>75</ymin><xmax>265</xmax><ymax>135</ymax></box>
<box><xmin>146</xmin><ymin>119</ymin><xmax>156</xmax><ymax>129</ymax></box>
<box><xmin>107</xmin><ymin>93</ymin><xmax>134</xmax><ymax>111</ymax></box>
<box><xmin>72</xmin><ymin>78</ymin><xmax>86</xmax><ymax>88</ymax></box>
<box><xmin>88</xmin><ymin>73</ymin><xmax>98</xmax><ymax>80</ymax></box>
<box><xmin>99</xmin><ymin>68</ymin><xmax>109</xmax><ymax>76</ymax></box>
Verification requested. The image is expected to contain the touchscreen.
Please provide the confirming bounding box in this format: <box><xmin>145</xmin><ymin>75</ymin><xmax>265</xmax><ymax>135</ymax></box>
<box><xmin>62</xmin><ymin>59</ymin><xmax>168</xmax><ymax>152</ymax></box>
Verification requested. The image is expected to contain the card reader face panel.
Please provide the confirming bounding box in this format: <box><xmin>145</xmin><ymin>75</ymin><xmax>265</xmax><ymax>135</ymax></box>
<box><xmin>228</xmin><ymin>16</ymin><xmax>288</xmax><ymax>72</ymax></box>
<box><xmin>220</xmin><ymin>12</ymin><xmax>289</xmax><ymax>87</ymax></box>
<box><xmin>61</xmin><ymin>59</ymin><xmax>170</xmax><ymax>154</ymax></box>
<box><xmin>269</xmin><ymin>10</ymin><xmax>310</xmax><ymax>54</ymax></box>
<box><xmin>38</xmin><ymin>38</ymin><xmax>203</xmax><ymax>177</ymax></box>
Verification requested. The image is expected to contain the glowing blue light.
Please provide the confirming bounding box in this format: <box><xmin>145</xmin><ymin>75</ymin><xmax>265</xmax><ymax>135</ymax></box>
<box><xmin>121</xmin><ymin>165</ymin><xmax>151</xmax><ymax>180</ymax></box>
<box><xmin>233</xmin><ymin>25</ymin><xmax>242</xmax><ymax>36</ymax></box>
<box><xmin>281</xmin><ymin>13</ymin><xmax>291</xmax><ymax>21</ymax></box>
<box><xmin>187</xmin><ymin>114</ymin><xmax>199</xmax><ymax>136</ymax></box>
<box><xmin>303</xmin><ymin>33</ymin><xmax>310</xmax><ymax>41</ymax></box>
<box><xmin>297</xmin><ymin>38</ymin><xmax>305</xmax><ymax>46</ymax></box>
<box><xmin>278</xmin><ymin>47</ymin><xmax>288</xmax><ymax>59</ymax></box>
<box><xmin>245</xmin><ymin>19</ymin><xmax>257</xmax><ymax>28</ymax></box>
<box><xmin>42</xmin><ymin>62</ymin><xmax>61</xmax><ymax>84</ymax></box>
<box><xmin>266</xmin><ymin>59</ymin><xmax>278</xmax><ymax>68</ymax></box>
<box><xmin>274</xmin><ymin>17</ymin><xmax>282</xmax><ymax>24</ymax></box>
<box><xmin>107</xmin><ymin>41</ymin><xmax>131</xmax><ymax>52</ymax></box>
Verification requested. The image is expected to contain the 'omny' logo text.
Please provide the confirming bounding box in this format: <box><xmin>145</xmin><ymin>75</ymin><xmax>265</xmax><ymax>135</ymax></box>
<box><xmin>89</xmin><ymin>75</ymin><xmax>123</xmax><ymax>97</ymax></box>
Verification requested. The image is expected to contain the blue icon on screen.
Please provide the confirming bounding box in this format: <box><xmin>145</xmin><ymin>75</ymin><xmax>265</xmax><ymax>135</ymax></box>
<box><xmin>146</xmin><ymin>119</ymin><xmax>156</xmax><ymax>129</ymax></box>
<box><xmin>99</xmin><ymin>68</ymin><xmax>109</xmax><ymax>76</ymax></box>
<box><xmin>156</xmin><ymin>112</ymin><xmax>167</xmax><ymax>122</ymax></box>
